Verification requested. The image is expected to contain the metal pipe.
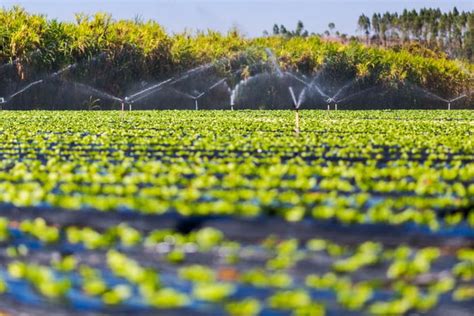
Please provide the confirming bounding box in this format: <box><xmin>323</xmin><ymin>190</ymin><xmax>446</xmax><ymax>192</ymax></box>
<box><xmin>194</xmin><ymin>99</ymin><xmax>199</xmax><ymax>111</ymax></box>
<box><xmin>295</xmin><ymin>110</ymin><xmax>300</xmax><ymax>134</ymax></box>
<box><xmin>448</xmin><ymin>102</ymin><xmax>451</xmax><ymax>111</ymax></box>
<box><xmin>335</xmin><ymin>103</ymin><xmax>338</xmax><ymax>111</ymax></box>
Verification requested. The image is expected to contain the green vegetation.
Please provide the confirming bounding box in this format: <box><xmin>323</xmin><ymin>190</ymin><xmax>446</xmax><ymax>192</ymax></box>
<box><xmin>0</xmin><ymin>6</ymin><xmax>472</xmax><ymax>107</ymax></box>
<box><xmin>358</xmin><ymin>8</ymin><xmax>474</xmax><ymax>61</ymax></box>
<box><xmin>0</xmin><ymin>110</ymin><xmax>472</xmax><ymax>225</ymax></box>
<box><xmin>273</xmin><ymin>8</ymin><xmax>474</xmax><ymax>61</ymax></box>
<box><xmin>0</xmin><ymin>110</ymin><xmax>471</xmax><ymax>314</ymax></box>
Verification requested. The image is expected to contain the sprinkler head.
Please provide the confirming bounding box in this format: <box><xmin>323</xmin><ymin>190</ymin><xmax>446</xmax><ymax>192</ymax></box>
<box><xmin>0</xmin><ymin>97</ymin><xmax>5</xmax><ymax>104</ymax></box>
<box><xmin>326</xmin><ymin>97</ymin><xmax>335</xmax><ymax>103</ymax></box>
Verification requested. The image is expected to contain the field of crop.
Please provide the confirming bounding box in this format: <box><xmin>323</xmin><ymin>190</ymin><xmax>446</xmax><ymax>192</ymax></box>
<box><xmin>0</xmin><ymin>110</ymin><xmax>473</xmax><ymax>315</ymax></box>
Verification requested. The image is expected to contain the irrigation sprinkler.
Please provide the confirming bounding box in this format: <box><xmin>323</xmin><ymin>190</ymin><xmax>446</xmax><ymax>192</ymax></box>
<box><xmin>0</xmin><ymin>97</ymin><xmax>5</xmax><ymax>110</ymax></box>
<box><xmin>189</xmin><ymin>91</ymin><xmax>207</xmax><ymax>110</ymax></box>
<box><xmin>326</xmin><ymin>97</ymin><xmax>339</xmax><ymax>110</ymax></box>
<box><xmin>288</xmin><ymin>86</ymin><xmax>301</xmax><ymax>134</ymax></box>
<box><xmin>193</xmin><ymin>97</ymin><xmax>201</xmax><ymax>111</ymax></box>
<box><xmin>295</xmin><ymin>108</ymin><xmax>300</xmax><ymax>134</ymax></box>
<box><xmin>123</xmin><ymin>97</ymin><xmax>132</xmax><ymax>111</ymax></box>
<box><xmin>446</xmin><ymin>94</ymin><xmax>467</xmax><ymax>110</ymax></box>
<box><xmin>230</xmin><ymin>97</ymin><xmax>235</xmax><ymax>111</ymax></box>
<box><xmin>185</xmin><ymin>78</ymin><xmax>227</xmax><ymax>110</ymax></box>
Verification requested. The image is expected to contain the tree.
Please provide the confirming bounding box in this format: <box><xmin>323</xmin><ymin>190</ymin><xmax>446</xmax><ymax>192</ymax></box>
<box><xmin>328</xmin><ymin>22</ymin><xmax>336</xmax><ymax>36</ymax></box>
<box><xmin>295</xmin><ymin>20</ymin><xmax>304</xmax><ymax>36</ymax></box>
<box><xmin>371</xmin><ymin>13</ymin><xmax>381</xmax><ymax>43</ymax></box>
<box><xmin>465</xmin><ymin>14</ymin><xmax>474</xmax><ymax>60</ymax></box>
<box><xmin>270</xmin><ymin>21</ymin><xmax>308</xmax><ymax>38</ymax></box>
<box><xmin>357</xmin><ymin>14</ymin><xmax>371</xmax><ymax>44</ymax></box>
<box><xmin>272</xmin><ymin>24</ymin><xmax>280</xmax><ymax>35</ymax></box>
<box><xmin>357</xmin><ymin>7</ymin><xmax>472</xmax><ymax>60</ymax></box>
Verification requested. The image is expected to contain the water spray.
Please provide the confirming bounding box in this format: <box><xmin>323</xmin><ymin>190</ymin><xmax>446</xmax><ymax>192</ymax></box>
<box><xmin>265</xmin><ymin>48</ymin><xmax>284</xmax><ymax>77</ymax></box>
<box><xmin>406</xmin><ymin>84</ymin><xmax>468</xmax><ymax>110</ymax></box>
<box><xmin>334</xmin><ymin>86</ymin><xmax>380</xmax><ymax>105</ymax></box>
<box><xmin>446</xmin><ymin>94</ymin><xmax>467</xmax><ymax>110</ymax></box>
<box><xmin>3</xmin><ymin>53</ymin><xmax>110</xmax><ymax>104</ymax></box>
<box><xmin>125</xmin><ymin>78</ymin><xmax>173</xmax><ymax>104</ymax></box>
<box><xmin>288</xmin><ymin>86</ymin><xmax>299</xmax><ymax>108</ymax></box>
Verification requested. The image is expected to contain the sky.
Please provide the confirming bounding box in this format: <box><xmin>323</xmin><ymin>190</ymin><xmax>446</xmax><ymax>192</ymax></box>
<box><xmin>2</xmin><ymin>0</ymin><xmax>473</xmax><ymax>37</ymax></box>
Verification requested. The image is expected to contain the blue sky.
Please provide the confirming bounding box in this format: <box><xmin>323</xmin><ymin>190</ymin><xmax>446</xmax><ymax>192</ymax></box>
<box><xmin>3</xmin><ymin>0</ymin><xmax>473</xmax><ymax>37</ymax></box>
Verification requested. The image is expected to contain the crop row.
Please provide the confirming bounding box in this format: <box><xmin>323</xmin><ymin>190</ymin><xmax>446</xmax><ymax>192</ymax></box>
<box><xmin>0</xmin><ymin>216</ymin><xmax>473</xmax><ymax>314</ymax></box>
<box><xmin>0</xmin><ymin>110</ymin><xmax>472</xmax><ymax>314</ymax></box>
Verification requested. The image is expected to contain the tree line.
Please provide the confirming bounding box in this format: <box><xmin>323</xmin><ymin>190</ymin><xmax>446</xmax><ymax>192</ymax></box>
<box><xmin>269</xmin><ymin>7</ymin><xmax>474</xmax><ymax>62</ymax></box>
<box><xmin>357</xmin><ymin>7</ymin><xmax>473</xmax><ymax>61</ymax></box>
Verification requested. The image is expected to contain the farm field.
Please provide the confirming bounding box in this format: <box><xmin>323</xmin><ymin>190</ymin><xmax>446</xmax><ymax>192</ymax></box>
<box><xmin>0</xmin><ymin>110</ymin><xmax>473</xmax><ymax>315</ymax></box>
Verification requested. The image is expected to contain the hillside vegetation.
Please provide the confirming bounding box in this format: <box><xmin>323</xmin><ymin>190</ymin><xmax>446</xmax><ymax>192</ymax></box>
<box><xmin>0</xmin><ymin>7</ymin><xmax>472</xmax><ymax>108</ymax></box>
